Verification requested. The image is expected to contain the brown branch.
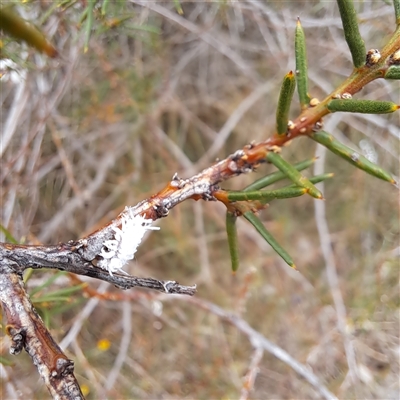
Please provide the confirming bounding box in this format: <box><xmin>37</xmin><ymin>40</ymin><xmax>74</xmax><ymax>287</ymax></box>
<box><xmin>0</xmin><ymin>269</ymin><xmax>84</xmax><ymax>400</ymax></box>
<box><xmin>0</xmin><ymin>8</ymin><xmax>398</xmax><ymax>400</ymax></box>
<box><xmin>0</xmin><ymin>243</ymin><xmax>196</xmax><ymax>295</ymax></box>
<box><xmin>1</xmin><ymin>20</ymin><xmax>398</xmax><ymax>300</ymax></box>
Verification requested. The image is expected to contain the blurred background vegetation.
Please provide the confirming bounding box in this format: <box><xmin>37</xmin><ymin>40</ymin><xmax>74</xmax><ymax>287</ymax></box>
<box><xmin>0</xmin><ymin>1</ymin><xmax>399</xmax><ymax>399</ymax></box>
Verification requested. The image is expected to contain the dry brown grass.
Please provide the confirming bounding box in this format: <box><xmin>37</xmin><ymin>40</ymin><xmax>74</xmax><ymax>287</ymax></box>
<box><xmin>1</xmin><ymin>1</ymin><xmax>399</xmax><ymax>399</ymax></box>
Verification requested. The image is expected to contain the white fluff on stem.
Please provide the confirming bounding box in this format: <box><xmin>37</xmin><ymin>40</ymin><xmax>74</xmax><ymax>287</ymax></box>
<box><xmin>98</xmin><ymin>207</ymin><xmax>159</xmax><ymax>276</ymax></box>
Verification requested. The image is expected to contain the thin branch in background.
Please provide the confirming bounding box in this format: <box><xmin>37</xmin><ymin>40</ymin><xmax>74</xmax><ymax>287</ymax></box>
<box><xmin>195</xmin><ymin>81</ymin><xmax>275</xmax><ymax>169</ymax></box>
<box><xmin>38</xmin><ymin>151</ymin><xmax>117</xmax><ymax>243</ymax></box>
<box><xmin>59</xmin><ymin>282</ymin><xmax>110</xmax><ymax>351</ymax></box>
<box><xmin>49</xmin><ymin>121</ymin><xmax>82</xmax><ymax>198</ymax></box>
<box><xmin>240</xmin><ymin>347</ymin><xmax>264</xmax><ymax>400</ymax></box>
<box><xmin>74</xmin><ymin>284</ymin><xmax>338</xmax><ymax>400</ymax></box>
<box><xmin>0</xmin><ymin>73</ymin><xmax>28</xmax><ymax>158</ymax></box>
<box><xmin>71</xmin><ymin>339</ymin><xmax>103</xmax><ymax>395</ymax></box>
<box><xmin>313</xmin><ymin>144</ymin><xmax>359</xmax><ymax>393</ymax></box>
<box><xmin>0</xmin><ymin>363</ymin><xmax>23</xmax><ymax>400</ymax></box>
<box><xmin>179</xmin><ymin>296</ymin><xmax>338</xmax><ymax>400</ymax></box>
<box><xmin>193</xmin><ymin>201</ymin><xmax>212</xmax><ymax>283</ymax></box>
<box><xmin>104</xmin><ymin>301</ymin><xmax>132</xmax><ymax>392</ymax></box>
<box><xmin>130</xmin><ymin>0</ymin><xmax>259</xmax><ymax>82</ymax></box>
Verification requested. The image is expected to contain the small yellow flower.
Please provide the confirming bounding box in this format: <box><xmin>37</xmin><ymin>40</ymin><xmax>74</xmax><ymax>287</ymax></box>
<box><xmin>97</xmin><ymin>338</ymin><xmax>111</xmax><ymax>351</ymax></box>
<box><xmin>80</xmin><ymin>384</ymin><xmax>90</xmax><ymax>396</ymax></box>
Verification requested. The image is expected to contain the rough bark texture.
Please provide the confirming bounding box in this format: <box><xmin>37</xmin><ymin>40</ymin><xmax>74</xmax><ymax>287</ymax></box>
<box><xmin>0</xmin><ymin>270</ymin><xmax>84</xmax><ymax>399</ymax></box>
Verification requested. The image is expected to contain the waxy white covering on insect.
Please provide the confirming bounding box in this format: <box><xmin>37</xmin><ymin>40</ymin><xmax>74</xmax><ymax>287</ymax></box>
<box><xmin>98</xmin><ymin>207</ymin><xmax>159</xmax><ymax>276</ymax></box>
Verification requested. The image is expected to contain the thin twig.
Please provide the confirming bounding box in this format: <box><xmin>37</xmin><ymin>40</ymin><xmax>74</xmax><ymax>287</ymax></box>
<box><xmin>59</xmin><ymin>282</ymin><xmax>109</xmax><ymax>351</ymax></box>
<box><xmin>313</xmin><ymin>144</ymin><xmax>359</xmax><ymax>392</ymax></box>
<box><xmin>129</xmin><ymin>0</ymin><xmax>260</xmax><ymax>82</ymax></box>
<box><xmin>104</xmin><ymin>301</ymin><xmax>132</xmax><ymax>391</ymax></box>
<box><xmin>0</xmin><ymin>243</ymin><xmax>196</xmax><ymax>295</ymax></box>
<box><xmin>240</xmin><ymin>347</ymin><xmax>264</xmax><ymax>400</ymax></box>
<box><xmin>176</xmin><ymin>296</ymin><xmax>338</xmax><ymax>400</ymax></box>
<box><xmin>0</xmin><ymin>364</ymin><xmax>22</xmax><ymax>399</ymax></box>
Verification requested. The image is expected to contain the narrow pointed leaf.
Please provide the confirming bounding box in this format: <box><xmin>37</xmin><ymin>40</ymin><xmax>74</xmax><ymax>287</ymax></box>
<box><xmin>42</xmin><ymin>283</ymin><xmax>87</xmax><ymax>298</ymax></box>
<box><xmin>24</xmin><ymin>268</ymin><xmax>34</xmax><ymax>283</ymax></box>
<box><xmin>32</xmin><ymin>283</ymin><xmax>86</xmax><ymax>304</ymax></box>
<box><xmin>101</xmin><ymin>0</ymin><xmax>110</xmax><ymax>16</ymax></box>
<box><xmin>173</xmin><ymin>0</ymin><xmax>184</xmax><ymax>15</ymax></box>
<box><xmin>311</xmin><ymin>131</ymin><xmax>396</xmax><ymax>184</ymax></box>
<box><xmin>0</xmin><ymin>224</ymin><xmax>18</xmax><ymax>243</ymax></box>
<box><xmin>327</xmin><ymin>99</ymin><xmax>399</xmax><ymax>114</ymax></box>
<box><xmin>0</xmin><ymin>357</ymin><xmax>14</xmax><ymax>367</ymax></box>
<box><xmin>49</xmin><ymin>297</ymin><xmax>85</xmax><ymax>316</ymax></box>
<box><xmin>266</xmin><ymin>152</ymin><xmax>323</xmax><ymax>199</ymax></box>
<box><xmin>276</xmin><ymin>71</ymin><xmax>296</xmax><ymax>135</ymax></box>
<box><xmin>244</xmin><ymin>158</ymin><xmax>316</xmax><ymax>191</ymax></box>
<box><xmin>33</xmin><ymin>286</ymin><xmax>85</xmax><ymax>304</ymax></box>
<box><xmin>33</xmin><ymin>295</ymin><xmax>72</xmax><ymax>303</ymax></box>
<box><xmin>243</xmin><ymin>212</ymin><xmax>295</xmax><ymax>268</ymax></box>
<box><xmin>228</xmin><ymin>173</ymin><xmax>333</xmax><ymax>203</ymax></box>
<box><xmin>0</xmin><ymin>7</ymin><xmax>57</xmax><ymax>57</ymax></box>
<box><xmin>29</xmin><ymin>271</ymin><xmax>67</xmax><ymax>296</ymax></box>
<box><xmin>295</xmin><ymin>18</ymin><xmax>311</xmax><ymax>108</ymax></box>
<box><xmin>291</xmin><ymin>173</ymin><xmax>333</xmax><ymax>186</ymax></box>
<box><xmin>226</xmin><ymin>212</ymin><xmax>240</xmax><ymax>272</ymax></box>
<box><xmin>336</xmin><ymin>0</ymin><xmax>366</xmax><ymax>68</ymax></box>
<box><xmin>84</xmin><ymin>0</ymin><xmax>95</xmax><ymax>53</ymax></box>
<box><xmin>228</xmin><ymin>187</ymin><xmax>307</xmax><ymax>202</ymax></box>
<box><xmin>384</xmin><ymin>65</ymin><xmax>400</xmax><ymax>79</ymax></box>
<box><xmin>38</xmin><ymin>2</ymin><xmax>60</xmax><ymax>26</ymax></box>
<box><xmin>394</xmin><ymin>0</ymin><xmax>400</xmax><ymax>25</ymax></box>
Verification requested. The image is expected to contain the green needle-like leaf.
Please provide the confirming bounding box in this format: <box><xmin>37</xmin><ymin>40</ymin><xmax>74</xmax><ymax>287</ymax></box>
<box><xmin>226</xmin><ymin>212</ymin><xmax>240</xmax><ymax>272</ymax></box>
<box><xmin>266</xmin><ymin>152</ymin><xmax>323</xmax><ymax>199</ymax></box>
<box><xmin>24</xmin><ymin>268</ymin><xmax>34</xmax><ymax>283</ymax></box>
<box><xmin>244</xmin><ymin>158</ymin><xmax>316</xmax><ymax>192</ymax></box>
<box><xmin>49</xmin><ymin>297</ymin><xmax>85</xmax><ymax>316</ymax></box>
<box><xmin>311</xmin><ymin>131</ymin><xmax>396</xmax><ymax>184</ymax></box>
<box><xmin>32</xmin><ymin>284</ymin><xmax>86</xmax><ymax>304</ymax></box>
<box><xmin>276</xmin><ymin>71</ymin><xmax>296</xmax><ymax>135</ymax></box>
<box><xmin>101</xmin><ymin>0</ymin><xmax>110</xmax><ymax>16</ymax></box>
<box><xmin>243</xmin><ymin>212</ymin><xmax>295</xmax><ymax>268</ymax></box>
<box><xmin>0</xmin><ymin>7</ymin><xmax>57</xmax><ymax>57</ymax></box>
<box><xmin>228</xmin><ymin>173</ymin><xmax>333</xmax><ymax>203</ymax></box>
<box><xmin>38</xmin><ymin>2</ymin><xmax>60</xmax><ymax>26</ymax></box>
<box><xmin>327</xmin><ymin>99</ymin><xmax>399</xmax><ymax>114</ymax></box>
<box><xmin>0</xmin><ymin>356</ymin><xmax>14</xmax><ymax>366</ymax></box>
<box><xmin>173</xmin><ymin>0</ymin><xmax>184</xmax><ymax>15</ymax></box>
<box><xmin>289</xmin><ymin>173</ymin><xmax>333</xmax><ymax>186</ymax></box>
<box><xmin>33</xmin><ymin>295</ymin><xmax>72</xmax><ymax>303</ymax></box>
<box><xmin>228</xmin><ymin>187</ymin><xmax>306</xmax><ymax>202</ymax></box>
<box><xmin>336</xmin><ymin>0</ymin><xmax>366</xmax><ymax>68</ymax></box>
<box><xmin>384</xmin><ymin>65</ymin><xmax>400</xmax><ymax>79</ymax></box>
<box><xmin>84</xmin><ymin>0</ymin><xmax>95</xmax><ymax>53</ymax></box>
<box><xmin>29</xmin><ymin>271</ymin><xmax>67</xmax><ymax>296</ymax></box>
<box><xmin>295</xmin><ymin>18</ymin><xmax>311</xmax><ymax>108</ymax></box>
<box><xmin>394</xmin><ymin>0</ymin><xmax>400</xmax><ymax>25</ymax></box>
<box><xmin>0</xmin><ymin>224</ymin><xmax>18</xmax><ymax>243</ymax></box>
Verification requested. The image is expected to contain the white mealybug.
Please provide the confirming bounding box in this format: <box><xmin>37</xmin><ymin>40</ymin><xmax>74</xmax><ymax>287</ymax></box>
<box><xmin>98</xmin><ymin>207</ymin><xmax>160</xmax><ymax>276</ymax></box>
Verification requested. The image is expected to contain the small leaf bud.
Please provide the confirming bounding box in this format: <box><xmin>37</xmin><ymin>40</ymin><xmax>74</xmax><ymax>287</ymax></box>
<box><xmin>389</xmin><ymin>50</ymin><xmax>400</xmax><ymax>65</ymax></box>
<box><xmin>366</xmin><ymin>49</ymin><xmax>381</xmax><ymax>66</ymax></box>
